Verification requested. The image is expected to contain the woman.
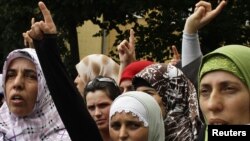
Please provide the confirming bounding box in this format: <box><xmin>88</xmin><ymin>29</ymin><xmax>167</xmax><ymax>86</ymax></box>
<box><xmin>0</xmin><ymin>48</ymin><xmax>71</xmax><ymax>140</ymax></box>
<box><xmin>75</xmin><ymin>54</ymin><xmax>119</xmax><ymax>96</ymax></box>
<box><xmin>0</xmin><ymin>74</ymin><xmax>3</xmax><ymax>107</ymax></box>
<box><xmin>132</xmin><ymin>63</ymin><xmax>202</xmax><ymax>141</ymax></box>
<box><xmin>109</xmin><ymin>91</ymin><xmax>165</xmax><ymax>141</ymax></box>
<box><xmin>198</xmin><ymin>45</ymin><xmax>250</xmax><ymax>140</ymax></box>
<box><xmin>119</xmin><ymin>60</ymin><xmax>153</xmax><ymax>93</ymax></box>
<box><xmin>84</xmin><ymin>76</ymin><xmax>120</xmax><ymax>141</ymax></box>
<box><xmin>23</xmin><ymin>2</ymin><xmax>103</xmax><ymax>140</ymax></box>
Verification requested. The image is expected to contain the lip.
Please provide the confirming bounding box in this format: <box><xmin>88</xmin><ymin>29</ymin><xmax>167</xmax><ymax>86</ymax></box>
<box><xmin>208</xmin><ymin>118</ymin><xmax>228</xmax><ymax>125</ymax></box>
<box><xmin>10</xmin><ymin>94</ymin><xmax>24</xmax><ymax>105</ymax></box>
<box><xmin>95</xmin><ymin>119</ymin><xmax>106</xmax><ymax>125</ymax></box>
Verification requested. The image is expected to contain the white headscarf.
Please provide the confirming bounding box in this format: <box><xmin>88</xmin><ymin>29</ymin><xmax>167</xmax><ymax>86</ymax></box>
<box><xmin>110</xmin><ymin>91</ymin><xmax>165</xmax><ymax>141</ymax></box>
<box><xmin>0</xmin><ymin>74</ymin><xmax>3</xmax><ymax>95</ymax></box>
<box><xmin>0</xmin><ymin>48</ymin><xmax>71</xmax><ymax>140</ymax></box>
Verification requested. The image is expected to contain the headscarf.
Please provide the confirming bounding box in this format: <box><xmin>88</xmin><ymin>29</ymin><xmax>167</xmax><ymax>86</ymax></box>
<box><xmin>199</xmin><ymin>44</ymin><xmax>250</xmax><ymax>89</ymax></box>
<box><xmin>75</xmin><ymin>54</ymin><xmax>119</xmax><ymax>90</ymax></box>
<box><xmin>119</xmin><ymin>60</ymin><xmax>154</xmax><ymax>84</ymax></box>
<box><xmin>0</xmin><ymin>74</ymin><xmax>3</xmax><ymax>96</ymax></box>
<box><xmin>0</xmin><ymin>48</ymin><xmax>71</xmax><ymax>140</ymax></box>
<box><xmin>198</xmin><ymin>45</ymin><xmax>250</xmax><ymax>141</ymax></box>
<box><xmin>133</xmin><ymin>63</ymin><xmax>202</xmax><ymax>141</ymax></box>
<box><xmin>109</xmin><ymin>91</ymin><xmax>165</xmax><ymax>141</ymax></box>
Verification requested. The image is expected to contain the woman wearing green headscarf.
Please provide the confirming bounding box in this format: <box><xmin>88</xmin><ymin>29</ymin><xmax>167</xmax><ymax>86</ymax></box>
<box><xmin>198</xmin><ymin>45</ymin><xmax>250</xmax><ymax>140</ymax></box>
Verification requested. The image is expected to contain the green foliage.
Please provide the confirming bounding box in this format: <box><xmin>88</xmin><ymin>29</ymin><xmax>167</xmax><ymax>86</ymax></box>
<box><xmin>0</xmin><ymin>0</ymin><xmax>249</xmax><ymax>74</ymax></box>
<box><xmin>200</xmin><ymin>0</ymin><xmax>250</xmax><ymax>54</ymax></box>
<box><xmin>109</xmin><ymin>0</ymin><xmax>250</xmax><ymax>62</ymax></box>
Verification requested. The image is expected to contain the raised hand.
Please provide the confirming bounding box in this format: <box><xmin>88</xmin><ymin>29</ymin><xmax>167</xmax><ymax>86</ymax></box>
<box><xmin>117</xmin><ymin>29</ymin><xmax>136</xmax><ymax>65</ymax></box>
<box><xmin>28</xmin><ymin>1</ymin><xmax>57</xmax><ymax>40</ymax></box>
<box><xmin>170</xmin><ymin>45</ymin><xmax>181</xmax><ymax>65</ymax></box>
<box><xmin>184</xmin><ymin>0</ymin><xmax>227</xmax><ymax>34</ymax></box>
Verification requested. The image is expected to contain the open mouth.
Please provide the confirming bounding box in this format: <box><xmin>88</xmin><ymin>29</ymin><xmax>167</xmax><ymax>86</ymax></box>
<box><xmin>10</xmin><ymin>95</ymin><xmax>24</xmax><ymax>104</ymax></box>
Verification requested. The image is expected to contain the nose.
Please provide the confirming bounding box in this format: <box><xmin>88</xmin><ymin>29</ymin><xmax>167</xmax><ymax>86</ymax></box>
<box><xmin>119</xmin><ymin>125</ymin><xmax>128</xmax><ymax>140</ymax></box>
<box><xmin>13</xmin><ymin>74</ymin><xmax>24</xmax><ymax>90</ymax></box>
<box><xmin>74</xmin><ymin>76</ymin><xmax>79</xmax><ymax>85</ymax></box>
<box><xmin>207</xmin><ymin>90</ymin><xmax>223</xmax><ymax>112</ymax></box>
<box><xmin>94</xmin><ymin>108</ymin><xmax>102</xmax><ymax>117</ymax></box>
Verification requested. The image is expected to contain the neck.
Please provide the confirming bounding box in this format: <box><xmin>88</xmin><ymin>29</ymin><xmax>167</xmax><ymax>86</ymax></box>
<box><xmin>100</xmin><ymin>129</ymin><xmax>112</xmax><ymax>141</ymax></box>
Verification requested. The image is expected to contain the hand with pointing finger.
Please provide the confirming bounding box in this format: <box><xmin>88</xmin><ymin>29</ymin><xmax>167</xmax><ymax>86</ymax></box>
<box><xmin>184</xmin><ymin>0</ymin><xmax>227</xmax><ymax>34</ymax></box>
<box><xmin>28</xmin><ymin>1</ymin><xmax>57</xmax><ymax>40</ymax></box>
<box><xmin>170</xmin><ymin>45</ymin><xmax>181</xmax><ymax>65</ymax></box>
<box><xmin>117</xmin><ymin>29</ymin><xmax>136</xmax><ymax>65</ymax></box>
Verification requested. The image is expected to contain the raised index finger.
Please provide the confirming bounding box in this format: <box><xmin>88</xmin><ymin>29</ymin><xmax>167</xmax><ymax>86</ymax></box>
<box><xmin>38</xmin><ymin>1</ymin><xmax>53</xmax><ymax>24</ymax></box>
<box><xmin>172</xmin><ymin>45</ymin><xmax>180</xmax><ymax>59</ymax></box>
<box><xmin>129</xmin><ymin>29</ymin><xmax>135</xmax><ymax>47</ymax></box>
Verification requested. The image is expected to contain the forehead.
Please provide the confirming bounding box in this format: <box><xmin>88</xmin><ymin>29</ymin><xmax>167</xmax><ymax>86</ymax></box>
<box><xmin>86</xmin><ymin>90</ymin><xmax>112</xmax><ymax>103</ymax></box>
<box><xmin>120</xmin><ymin>79</ymin><xmax>132</xmax><ymax>87</ymax></box>
<box><xmin>8</xmin><ymin>58</ymin><xmax>36</xmax><ymax>70</ymax></box>
<box><xmin>201</xmin><ymin>71</ymin><xmax>243</xmax><ymax>84</ymax></box>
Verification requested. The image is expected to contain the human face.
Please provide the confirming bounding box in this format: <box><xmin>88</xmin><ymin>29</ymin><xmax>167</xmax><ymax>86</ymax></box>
<box><xmin>110</xmin><ymin>111</ymin><xmax>149</xmax><ymax>141</ymax></box>
<box><xmin>199</xmin><ymin>71</ymin><xmax>250</xmax><ymax>125</ymax></box>
<box><xmin>5</xmin><ymin>58</ymin><xmax>38</xmax><ymax>117</ymax></box>
<box><xmin>136</xmin><ymin>86</ymin><xmax>166</xmax><ymax>118</ymax></box>
<box><xmin>119</xmin><ymin>79</ymin><xmax>134</xmax><ymax>93</ymax></box>
<box><xmin>86</xmin><ymin>90</ymin><xmax>113</xmax><ymax>131</ymax></box>
<box><xmin>74</xmin><ymin>74</ymin><xmax>85</xmax><ymax>95</ymax></box>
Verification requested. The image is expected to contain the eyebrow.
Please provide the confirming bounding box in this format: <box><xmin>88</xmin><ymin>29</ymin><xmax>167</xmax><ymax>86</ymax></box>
<box><xmin>7</xmin><ymin>68</ymin><xmax>36</xmax><ymax>72</ymax></box>
<box><xmin>200</xmin><ymin>80</ymin><xmax>241</xmax><ymax>87</ymax></box>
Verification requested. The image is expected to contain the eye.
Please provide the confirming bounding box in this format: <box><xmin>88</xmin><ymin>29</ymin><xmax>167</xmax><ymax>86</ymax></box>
<box><xmin>24</xmin><ymin>71</ymin><xmax>37</xmax><ymax>80</ymax></box>
<box><xmin>87</xmin><ymin>105</ymin><xmax>95</xmax><ymax>111</ymax></box>
<box><xmin>99</xmin><ymin>103</ymin><xmax>110</xmax><ymax>109</ymax></box>
<box><xmin>119</xmin><ymin>87</ymin><xmax>124</xmax><ymax>93</ymax></box>
<box><xmin>127</xmin><ymin>86</ymin><xmax>135</xmax><ymax>91</ymax></box>
<box><xmin>222</xmin><ymin>86</ymin><xmax>237</xmax><ymax>94</ymax></box>
<box><xmin>128</xmin><ymin>122</ymin><xmax>142</xmax><ymax>130</ymax></box>
<box><xmin>199</xmin><ymin>87</ymin><xmax>210</xmax><ymax>97</ymax></box>
<box><xmin>110</xmin><ymin>122</ymin><xmax>121</xmax><ymax>130</ymax></box>
<box><xmin>6</xmin><ymin>70</ymin><xmax>16</xmax><ymax>80</ymax></box>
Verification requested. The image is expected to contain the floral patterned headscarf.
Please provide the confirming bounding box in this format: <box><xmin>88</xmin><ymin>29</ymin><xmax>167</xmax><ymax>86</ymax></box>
<box><xmin>0</xmin><ymin>48</ymin><xmax>71</xmax><ymax>140</ymax></box>
<box><xmin>133</xmin><ymin>63</ymin><xmax>202</xmax><ymax>141</ymax></box>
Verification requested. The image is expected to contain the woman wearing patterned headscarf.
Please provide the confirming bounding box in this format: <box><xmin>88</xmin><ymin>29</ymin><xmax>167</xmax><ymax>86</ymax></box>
<box><xmin>109</xmin><ymin>91</ymin><xmax>165</xmax><ymax>141</ymax></box>
<box><xmin>198</xmin><ymin>45</ymin><xmax>250</xmax><ymax>140</ymax></box>
<box><xmin>132</xmin><ymin>63</ymin><xmax>202</xmax><ymax>141</ymax></box>
<box><xmin>0</xmin><ymin>48</ymin><xmax>71</xmax><ymax>140</ymax></box>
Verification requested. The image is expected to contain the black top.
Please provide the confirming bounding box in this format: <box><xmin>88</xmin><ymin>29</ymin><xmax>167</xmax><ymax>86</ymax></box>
<box><xmin>34</xmin><ymin>35</ymin><xmax>103</xmax><ymax>141</ymax></box>
<box><xmin>175</xmin><ymin>56</ymin><xmax>202</xmax><ymax>92</ymax></box>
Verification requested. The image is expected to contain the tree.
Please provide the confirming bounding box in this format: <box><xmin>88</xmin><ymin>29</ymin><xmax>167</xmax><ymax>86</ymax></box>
<box><xmin>0</xmin><ymin>0</ymin><xmax>249</xmax><ymax>75</ymax></box>
<box><xmin>0</xmin><ymin>0</ymin><xmax>150</xmax><ymax>76</ymax></box>
<box><xmin>109</xmin><ymin>0</ymin><xmax>250</xmax><ymax>62</ymax></box>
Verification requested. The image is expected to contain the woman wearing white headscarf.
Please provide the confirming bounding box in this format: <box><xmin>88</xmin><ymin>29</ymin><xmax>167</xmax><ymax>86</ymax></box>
<box><xmin>109</xmin><ymin>91</ymin><xmax>165</xmax><ymax>141</ymax></box>
<box><xmin>0</xmin><ymin>74</ymin><xmax>3</xmax><ymax>107</ymax></box>
<box><xmin>0</xmin><ymin>48</ymin><xmax>71</xmax><ymax>140</ymax></box>
<box><xmin>23</xmin><ymin>2</ymin><xmax>102</xmax><ymax>141</ymax></box>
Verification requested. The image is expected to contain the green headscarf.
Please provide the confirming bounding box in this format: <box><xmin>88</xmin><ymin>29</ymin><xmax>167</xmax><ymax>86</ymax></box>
<box><xmin>199</xmin><ymin>44</ymin><xmax>250</xmax><ymax>89</ymax></box>
<box><xmin>198</xmin><ymin>45</ymin><xmax>250</xmax><ymax>141</ymax></box>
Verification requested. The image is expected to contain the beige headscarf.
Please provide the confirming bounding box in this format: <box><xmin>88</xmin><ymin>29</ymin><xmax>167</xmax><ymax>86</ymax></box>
<box><xmin>75</xmin><ymin>54</ymin><xmax>119</xmax><ymax>90</ymax></box>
